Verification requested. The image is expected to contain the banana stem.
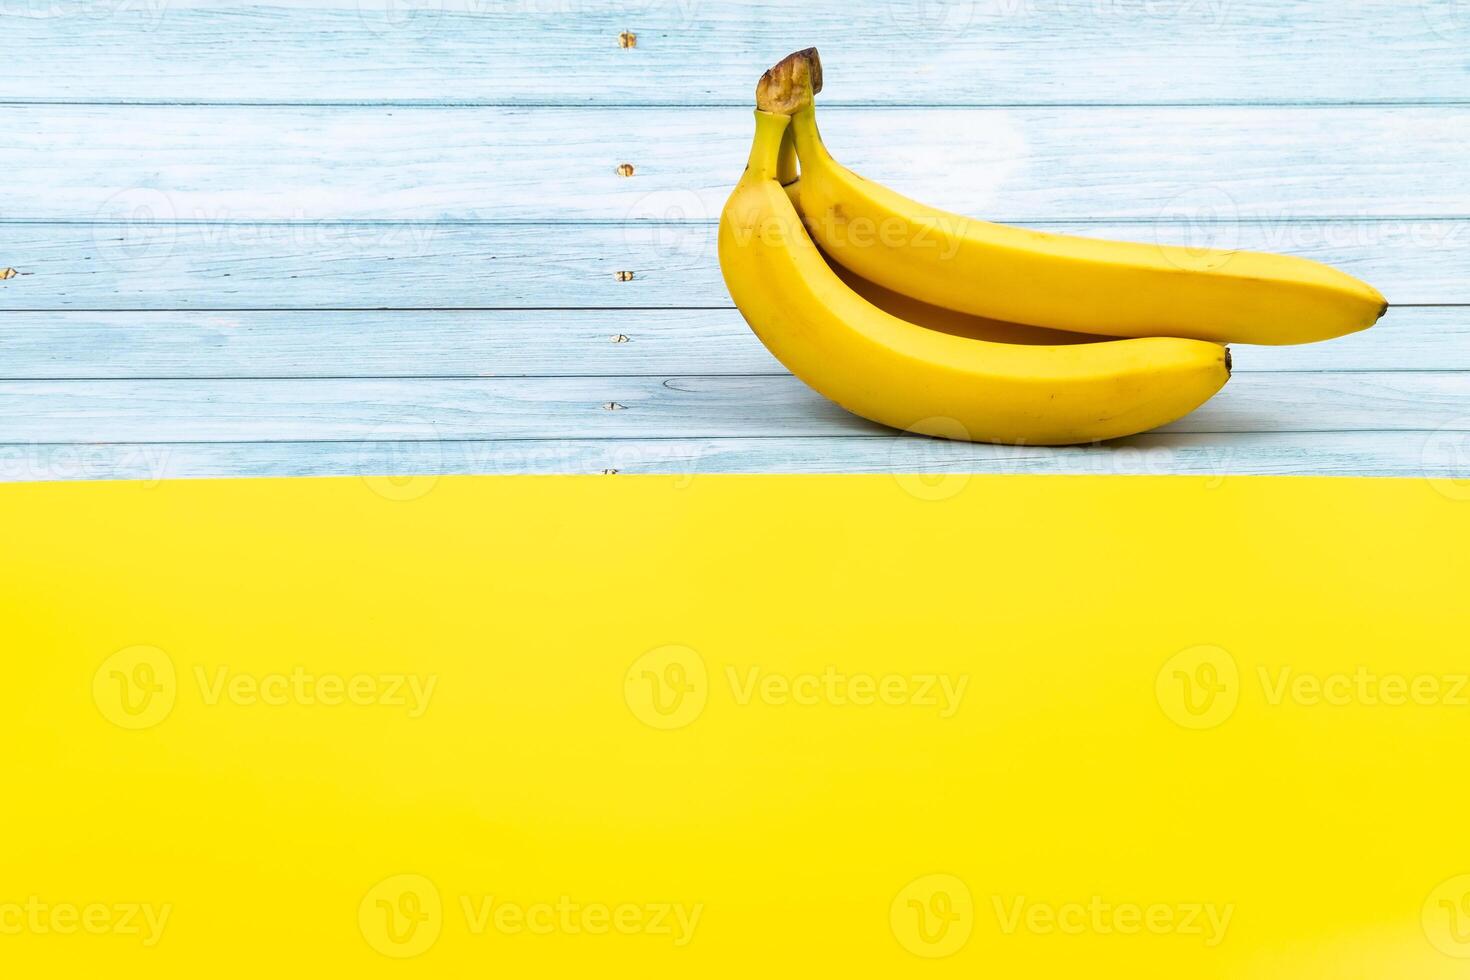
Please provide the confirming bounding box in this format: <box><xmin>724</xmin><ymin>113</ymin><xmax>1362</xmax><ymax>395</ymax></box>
<box><xmin>789</xmin><ymin>107</ymin><xmax>833</xmax><ymax>169</ymax></box>
<box><xmin>744</xmin><ymin>111</ymin><xmax>791</xmax><ymax>182</ymax></box>
<box><xmin>776</xmin><ymin>127</ymin><xmax>799</xmax><ymax>186</ymax></box>
<box><xmin>756</xmin><ymin>48</ymin><xmax>822</xmax><ymax>115</ymax></box>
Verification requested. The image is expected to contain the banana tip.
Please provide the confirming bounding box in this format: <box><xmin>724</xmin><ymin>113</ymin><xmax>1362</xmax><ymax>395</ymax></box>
<box><xmin>1224</xmin><ymin>346</ymin><xmax>1232</xmax><ymax>376</ymax></box>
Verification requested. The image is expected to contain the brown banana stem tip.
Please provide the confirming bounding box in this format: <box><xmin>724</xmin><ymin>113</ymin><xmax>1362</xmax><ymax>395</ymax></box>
<box><xmin>755</xmin><ymin>48</ymin><xmax>822</xmax><ymax>114</ymax></box>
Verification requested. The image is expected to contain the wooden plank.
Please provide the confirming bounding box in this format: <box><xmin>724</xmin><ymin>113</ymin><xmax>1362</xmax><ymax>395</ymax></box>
<box><xmin>0</xmin><ymin>307</ymin><xmax>1464</xmax><ymax>379</ymax></box>
<box><xmin>1</xmin><ymin>373</ymin><xmax>1466</xmax><ymax>443</ymax></box>
<box><xmin>5</xmin><ymin>1</ymin><xmax>1469</xmax><ymax>105</ymax></box>
<box><xmin>0</xmin><ymin>310</ymin><xmax>780</xmax><ymax>379</ymax></box>
<box><xmin>3</xmin><ymin>220</ymin><xmax>1464</xmax><ymax>309</ymax></box>
<box><xmin>1</xmin><ymin>432</ymin><xmax>1463</xmax><ymax>483</ymax></box>
<box><xmin>4</xmin><ymin>105</ymin><xmax>1466</xmax><ymax>221</ymax></box>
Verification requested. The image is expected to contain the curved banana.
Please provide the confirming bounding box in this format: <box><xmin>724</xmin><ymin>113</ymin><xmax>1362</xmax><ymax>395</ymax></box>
<box><xmin>828</xmin><ymin>241</ymin><xmax>1114</xmax><ymax>347</ymax></box>
<box><xmin>777</xmin><ymin>51</ymin><xmax>1386</xmax><ymax>346</ymax></box>
<box><xmin>718</xmin><ymin>110</ymin><xmax>1231</xmax><ymax>446</ymax></box>
<box><xmin>779</xmin><ymin>134</ymin><xmax>1115</xmax><ymax>347</ymax></box>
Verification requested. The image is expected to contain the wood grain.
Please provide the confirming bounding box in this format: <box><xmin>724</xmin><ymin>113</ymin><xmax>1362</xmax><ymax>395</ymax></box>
<box><xmin>6</xmin><ymin>1</ymin><xmax>1470</xmax><ymax>105</ymax></box>
<box><xmin>1</xmin><ymin>433</ymin><xmax>1464</xmax><ymax>483</ymax></box>
<box><xmin>4</xmin><ymin>105</ymin><xmax>1466</xmax><ymax>221</ymax></box>
<box><xmin>3</xmin><ymin>220</ymin><xmax>1464</xmax><ymax>309</ymax></box>
<box><xmin>0</xmin><ymin>307</ymin><xmax>1463</xmax><ymax>379</ymax></box>
<box><xmin>2</xmin><ymin>374</ymin><xmax>1467</xmax><ymax>444</ymax></box>
<box><xmin>3</xmin><ymin>2</ymin><xmax>1467</xmax><ymax>481</ymax></box>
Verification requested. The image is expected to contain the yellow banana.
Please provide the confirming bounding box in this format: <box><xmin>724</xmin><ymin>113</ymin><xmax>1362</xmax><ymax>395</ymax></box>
<box><xmin>777</xmin><ymin>50</ymin><xmax>1386</xmax><ymax>346</ymax></box>
<box><xmin>779</xmin><ymin>134</ymin><xmax>1115</xmax><ymax>347</ymax></box>
<box><xmin>718</xmin><ymin>110</ymin><xmax>1230</xmax><ymax>445</ymax></box>
<box><xmin>833</xmin><ymin>256</ymin><xmax>1117</xmax><ymax>346</ymax></box>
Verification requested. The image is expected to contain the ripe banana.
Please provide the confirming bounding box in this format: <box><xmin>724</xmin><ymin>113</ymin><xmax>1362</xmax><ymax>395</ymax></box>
<box><xmin>718</xmin><ymin>110</ymin><xmax>1230</xmax><ymax>445</ymax></box>
<box><xmin>777</xmin><ymin>51</ymin><xmax>1386</xmax><ymax>346</ymax></box>
<box><xmin>780</xmin><ymin>132</ymin><xmax>1116</xmax><ymax>347</ymax></box>
<box><xmin>832</xmin><ymin>256</ymin><xmax>1115</xmax><ymax>347</ymax></box>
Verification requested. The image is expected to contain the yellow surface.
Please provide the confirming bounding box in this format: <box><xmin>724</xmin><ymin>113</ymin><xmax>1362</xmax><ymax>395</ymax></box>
<box><xmin>2</xmin><ymin>474</ymin><xmax>1469</xmax><ymax>978</ymax></box>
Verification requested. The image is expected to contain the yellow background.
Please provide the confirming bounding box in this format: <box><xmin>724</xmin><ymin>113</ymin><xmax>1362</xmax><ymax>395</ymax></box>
<box><xmin>2</xmin><ymin>475</ymin><xmax>1468</xmax><ymax>977</ymax></box>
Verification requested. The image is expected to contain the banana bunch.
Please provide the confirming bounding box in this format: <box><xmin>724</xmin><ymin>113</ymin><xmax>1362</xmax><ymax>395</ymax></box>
<box><xmin>718</xmin><ymin>49</ymin><xmax>1388</xmax><ymax>446</ymax></box>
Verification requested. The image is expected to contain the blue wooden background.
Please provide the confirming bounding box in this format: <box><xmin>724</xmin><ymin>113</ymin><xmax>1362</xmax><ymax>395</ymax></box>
<box><xmin>3</xmin><ymin>0</ymin><xmax>1469</xmax><ymax>481</ymax></box>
